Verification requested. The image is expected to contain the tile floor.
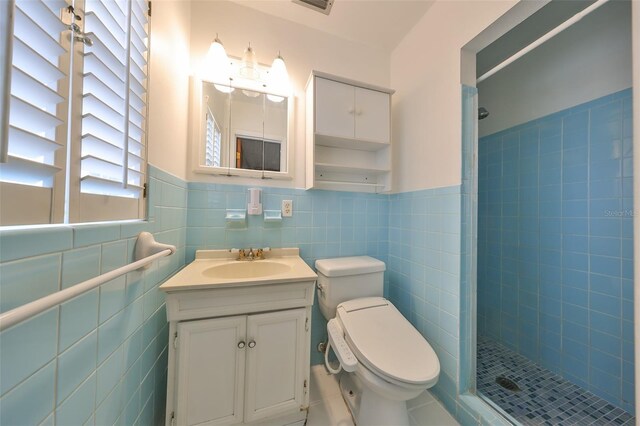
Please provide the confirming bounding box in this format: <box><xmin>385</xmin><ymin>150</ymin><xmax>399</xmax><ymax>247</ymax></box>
<box><xmin>307</xmin><ymin>365</ymin><xmax>459</xmax><ymax>426</ymax></box>
<box><xmin>477</xmin><ymin>337</ymin><xmax>635</xmax><ymax>426</ymax></box>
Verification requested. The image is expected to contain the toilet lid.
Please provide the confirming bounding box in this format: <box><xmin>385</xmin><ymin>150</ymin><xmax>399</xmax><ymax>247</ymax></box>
<box><xmin>336</xmin><ymin>297</ymin><xmax>440</xmax><ymax>385</ymax></box>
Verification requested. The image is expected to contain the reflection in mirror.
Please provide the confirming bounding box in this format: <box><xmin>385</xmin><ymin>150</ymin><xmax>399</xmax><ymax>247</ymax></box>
<box><xmin>201</xmin><ymin>82</ymin><xmax>288</xmax><ymax>174</ymax></box>
<box><xmin>202</xmin><ymin>81</ymin><xmax>229</xmax><ymax>168</ymax></box>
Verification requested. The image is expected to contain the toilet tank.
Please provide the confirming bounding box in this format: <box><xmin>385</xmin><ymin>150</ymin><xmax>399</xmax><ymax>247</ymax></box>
<box><xmin>315</xmin><ymin>256</ymin><xmax>386</xmax><ymax>320</ymax></box>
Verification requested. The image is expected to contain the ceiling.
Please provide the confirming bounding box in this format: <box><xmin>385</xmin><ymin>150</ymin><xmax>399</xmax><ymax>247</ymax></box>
<box><xmin>228</xmin><ymin>0</ymin><xmax>435</xmax><ymax>52</ymax></box>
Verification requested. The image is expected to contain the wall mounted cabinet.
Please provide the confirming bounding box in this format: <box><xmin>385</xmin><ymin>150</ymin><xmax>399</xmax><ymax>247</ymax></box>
<box><xmin>306</xmin><ymin>71</ymin><xmax>394</xmax><ymax>193</ymax></box>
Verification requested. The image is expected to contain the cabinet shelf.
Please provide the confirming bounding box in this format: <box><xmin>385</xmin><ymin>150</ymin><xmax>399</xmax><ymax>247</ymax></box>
<box><xmin>315</xmin><ymin>133</ymin><xmax>390</xmax><ymax>152</ymax></box>
<box><xmin>313</xmin><ymin>180</ymin><xmax>386</xmax><ymax>193</ymax></box>
<box><xmin>315</xmin><ymin>162</ymin><xmax>389</xmax><ymax>176</ymax></box>
<box><xmin>306</xmin><ymin>71</ymin><xmax>393</xmax><ymax>193</ymax></box>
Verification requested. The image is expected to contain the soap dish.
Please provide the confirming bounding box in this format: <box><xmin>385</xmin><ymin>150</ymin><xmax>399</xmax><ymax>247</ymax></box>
<box><xmin>225</xmin><ymin>209</ymin><xmax>247</xmax><ymax>222</ymax></box>
<box><xmin>263</xmin><ymin>210</ymin><xmax>282</xmax><ymax>223</ymax></box>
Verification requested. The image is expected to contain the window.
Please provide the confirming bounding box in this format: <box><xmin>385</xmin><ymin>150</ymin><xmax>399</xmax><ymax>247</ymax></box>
<box><xmin>0</xmin><ymin>0</ymin><xmax>150</xmax><ymax>226</ymax></box>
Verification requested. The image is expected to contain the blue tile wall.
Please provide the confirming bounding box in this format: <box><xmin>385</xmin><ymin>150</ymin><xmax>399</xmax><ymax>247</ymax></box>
<box><xmin>387</xmin><ymin>185</ymin><xmax>463</xmax><ymax>413</ymax></box>
<box><xmin>477</xmin><ymin>88</ymin><xmax>634</xmax><ymax>413</ymax></box>
<box><xmin>185</xmin><ymin>182</ymin><xmax>389</xmax><ymax>365</ymax></box>
<box><xmin>0</xmin><ymin>165</ymin><xmax>187</xmax><ymax>425</ymax></box>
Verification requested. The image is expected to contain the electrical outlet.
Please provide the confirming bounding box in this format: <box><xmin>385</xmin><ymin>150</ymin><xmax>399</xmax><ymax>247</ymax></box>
<box><xmin>282</xmin><ymin>200</ymin><xmax>293</xmax><ymax>217</ymax></box>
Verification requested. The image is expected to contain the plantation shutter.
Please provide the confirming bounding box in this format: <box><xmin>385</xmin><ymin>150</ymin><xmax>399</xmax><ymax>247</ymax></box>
<box><xmin>0</xmin><ymin>0</ymin><xmax>69</xmax><ymax>225</ymax></box>
<box><xmin>76</xmin><ymin>0</ymin><xmax>148</xmax><ymax>221</ymax></box>
<box><xmin>205</xmin><ymin>110</ymin><xmax>222</xmax><ymax>167</ymax></box>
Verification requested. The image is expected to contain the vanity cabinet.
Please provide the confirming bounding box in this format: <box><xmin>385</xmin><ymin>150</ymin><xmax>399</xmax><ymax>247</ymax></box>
<box><xmin>175</xmin><ymin>309</ymin><xmax>308</xmax><ymax>426</ymax></box>
<box><xmin>163</xmin><ymin>278</ymin><xmax>315</xmax><ymax>426</ymax></box>
<box><xmin>306</xmin><ymin>71</ymin><xmax>394</xmax><ymax>193</ymax></box>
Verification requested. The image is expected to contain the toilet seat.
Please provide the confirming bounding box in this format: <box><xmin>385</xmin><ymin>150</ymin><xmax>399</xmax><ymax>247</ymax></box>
<box><xmin>336</xmin><ymin>297</ymin><xmax>440</xmax><ymax>387</ymax></box>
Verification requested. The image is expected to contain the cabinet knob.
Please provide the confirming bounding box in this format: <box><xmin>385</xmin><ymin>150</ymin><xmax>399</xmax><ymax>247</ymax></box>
<box><xmin>248</xmin><ymin>341</ymin><xmax>256</xmax><ymax>348</ymax></box>
<box><xmin>238</xmin><ymin>341</ymin><xmax>246</xmax><ymax>349</ymax></box>
<box><xmin>348</xmin><ymin>107</ymin><xmax>355</xmax><ymax>115</ymax></box>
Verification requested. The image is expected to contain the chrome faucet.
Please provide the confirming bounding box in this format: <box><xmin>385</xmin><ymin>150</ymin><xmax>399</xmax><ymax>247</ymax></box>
<box><xmin>247</xmin><ymin>248</ymin><xmax>255</xmax><ymax>260</ymax></box>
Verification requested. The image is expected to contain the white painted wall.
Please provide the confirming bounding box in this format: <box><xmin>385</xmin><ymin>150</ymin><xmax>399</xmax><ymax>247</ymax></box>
<box><xmin>478</xmin><ymin>0</ymin><xmax>633</xmax><ymax>137</ymax></box>
<box><xmin>390</xmin><ymin>1</ymin><xmax>518</xmax><ymax>193</ymax></box>
<box><xmin>147</xmin><ymin>0</ymin><xmax>192</xmax><ymax>180</ymax></box>
<box><xmin>187</xmin><ymin>0</ymin><xmax>390</xmax><ymax>189</ymax></box>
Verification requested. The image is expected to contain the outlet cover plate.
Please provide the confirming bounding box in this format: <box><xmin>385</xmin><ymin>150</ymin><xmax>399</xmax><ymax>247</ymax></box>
<box><xmin>282</xmin><ymin>200</ymin><xmax>293</xmax><ymax>217</ymax></box>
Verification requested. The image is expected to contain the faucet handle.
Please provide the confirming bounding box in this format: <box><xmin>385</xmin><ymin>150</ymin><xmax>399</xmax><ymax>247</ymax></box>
<box><xmin>256</xmin><ymin>247</ymin><xmax>270</xmax><ymax>260</ymax></box>
<box><xmin>231</xmin><ymin>248</ymin><xmax>246</xmax><ymax>260</ymax></box>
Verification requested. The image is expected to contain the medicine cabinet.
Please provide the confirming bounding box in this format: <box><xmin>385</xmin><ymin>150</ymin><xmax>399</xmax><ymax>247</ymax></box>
<box><xmin>191</xmin><ymin>78</ymin><xmax>294</xmax><ymax>180</ymax></box>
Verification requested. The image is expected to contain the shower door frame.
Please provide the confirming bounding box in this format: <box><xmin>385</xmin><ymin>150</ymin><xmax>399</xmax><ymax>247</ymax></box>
<box><xmin>458</xmin><ymin>0</ymin><xmax>640</xmax><ymax>422</ymax></box>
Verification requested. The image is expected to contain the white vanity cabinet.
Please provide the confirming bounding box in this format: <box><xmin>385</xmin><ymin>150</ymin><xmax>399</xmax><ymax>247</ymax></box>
<box><xmin>306</xmin><ymin>71</ymin><xmax>394</xmax><ymax>193</ymax></box>
<box><xmin>175</xmin><ymin>309</ymin><xmax>308</xmax><ymax>426</ymax></box>
<box><xmin>161</xmin><ymin>248</ymin><xmax>317</xmax><ymax>426</ymax></box>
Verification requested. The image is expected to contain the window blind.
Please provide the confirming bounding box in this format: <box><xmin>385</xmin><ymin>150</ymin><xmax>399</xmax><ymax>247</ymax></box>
<box><xmin>0</xmin><ymin>0</ymin><xmax>68</xmax><ymax>188</ymax></box>
<box><xmin>80</xmin><ymin>0</ymin><xmax>148</xmax><ymax>198</ymax></box>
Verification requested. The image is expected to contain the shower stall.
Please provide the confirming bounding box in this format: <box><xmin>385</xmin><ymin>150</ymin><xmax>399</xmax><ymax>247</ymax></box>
<box><xmin>473</xmin><ymin>0</ymin><xmax>635</xmax><ymax>424</ymax></box>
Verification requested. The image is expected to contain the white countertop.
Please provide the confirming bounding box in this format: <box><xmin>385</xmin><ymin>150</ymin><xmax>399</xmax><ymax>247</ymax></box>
<box><xmin>159</xmin><ymin>248</ymin><xmax>318</xmax><ymax>292</ymax></box>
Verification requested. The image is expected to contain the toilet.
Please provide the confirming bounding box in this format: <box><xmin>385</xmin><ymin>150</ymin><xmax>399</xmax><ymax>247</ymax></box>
<box><xmin>315</xmin><ymin>256</ymin><xmax>440</xmax><ymax>426</ymax></box>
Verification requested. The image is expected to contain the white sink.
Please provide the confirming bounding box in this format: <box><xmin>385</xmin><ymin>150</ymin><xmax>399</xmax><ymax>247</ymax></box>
<box><xmin>202</xmin><ymin>261</ymin><xmax>292</xmax><ymax>279</ymax></box>
<box><xmin>159</xmin><ymin>248</ymin><xmax>317</xmax><ymax>291</ymax></box>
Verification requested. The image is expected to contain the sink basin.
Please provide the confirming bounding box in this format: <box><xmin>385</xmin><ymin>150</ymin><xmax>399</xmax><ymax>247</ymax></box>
<box><xmin>159</xmin><ymin>248</ymin><xmax>318</xmax><ymax>291</ymax></box>
<box><xmin>202</xmin><ymin>261</ymin><xmax>293</xmax><ymax>279</ymax></box>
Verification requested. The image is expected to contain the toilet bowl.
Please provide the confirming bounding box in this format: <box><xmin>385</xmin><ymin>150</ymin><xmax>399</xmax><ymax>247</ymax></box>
<box><xmin>334</xmin><ymin>297</ymin><xmax>440</xmax><ymax>425</ymax></box>
<box><xmin>315</xmin><ymin>256</ymin><xmax>440</xmax><ymax>425</ymax></box>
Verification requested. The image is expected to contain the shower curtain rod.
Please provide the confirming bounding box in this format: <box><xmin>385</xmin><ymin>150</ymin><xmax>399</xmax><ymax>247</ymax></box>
<box><xmin>476</xmin><ymin>0</ymin><xmax>610</xmax><ymax>84</ymax></box>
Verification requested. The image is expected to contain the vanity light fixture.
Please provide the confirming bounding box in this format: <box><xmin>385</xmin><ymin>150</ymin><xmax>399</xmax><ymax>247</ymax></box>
<box><xmin>204</xmin><ymin>34</ymin><xmax>291</xmax><ymax>99</ymax></box>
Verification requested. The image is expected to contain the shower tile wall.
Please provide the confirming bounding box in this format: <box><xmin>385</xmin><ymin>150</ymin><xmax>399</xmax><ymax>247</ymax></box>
<box><xmin>185</xmin><ymin>183</ymin><xmax>389</xmax><ymax>365</ymax></box>
<box><xmin>477</xmin><ymin>88</ymin><xmax>634</xmax><ymax>413</ymax></box>
<box><xmin>0</xmin><ymin>166</ymin><xmax>187</xmax><ymax>425</ymax></box>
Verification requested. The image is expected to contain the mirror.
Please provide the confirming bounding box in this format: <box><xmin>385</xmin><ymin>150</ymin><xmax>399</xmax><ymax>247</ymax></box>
<box><xmin>199</xmin><ymin>81</ymin><xmax>290</xmax><ymax>176</ymax></box>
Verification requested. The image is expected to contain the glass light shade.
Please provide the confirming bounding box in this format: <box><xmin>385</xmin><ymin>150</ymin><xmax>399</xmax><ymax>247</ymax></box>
<box><xmin>266</xmin><ymin>55</ymin><xmax>290</xmax><ymax>102</ymax></box>
<box><xmin>239</xmin><ymin>44</ymin><xmax>260</xmax><ymax>80</ymax></box>
<box><xmin>205</xmin><ymin>39</ymin><xmax>232</xmax><ymax>85</ymax></box>
<box><xmin>242</xmin><ymin>89</ymin><xmax>260</xmax><ymax>98</ymax></box>
<box><xmin>214</xmin><ymin>84</ymin><xmax>234</xmax><ymax>93</ymax></box>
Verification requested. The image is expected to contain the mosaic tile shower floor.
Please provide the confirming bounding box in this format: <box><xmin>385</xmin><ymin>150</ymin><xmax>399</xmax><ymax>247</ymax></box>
<box><xmin>477</xmin><ymin>337</ymin><xmax>635</xmax><ymax>425</ymax></box>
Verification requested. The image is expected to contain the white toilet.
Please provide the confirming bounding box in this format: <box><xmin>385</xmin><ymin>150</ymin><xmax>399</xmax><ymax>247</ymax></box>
<box><xmin>315</xmin><ymin>256</ymin><xmax>440</xmax><ymax>426</ymax></box>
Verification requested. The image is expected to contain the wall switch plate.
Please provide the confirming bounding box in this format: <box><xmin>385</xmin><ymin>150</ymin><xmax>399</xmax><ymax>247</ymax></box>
<box><xmin>282</xmin><ymin>200</ymin><xmax>293</xmax><ymax>217</ymax></box>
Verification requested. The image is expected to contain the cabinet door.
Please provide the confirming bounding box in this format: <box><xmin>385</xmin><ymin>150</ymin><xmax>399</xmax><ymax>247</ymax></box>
<box><xmin>354</xmin><ymin>87</ymin><xmax>390</xmax><ymax>143</ymax></box>
<box><xmin>176</xmin><ymin>317</ymin><xmax>246</xmax><ymax>426</ymax></box>
<box><xmin>243</xmin><ymin>309</ymin><xmax>307</xmax><ymax>423</ymax></box>
<box><xmin>315</xmin><ymin>77</ymin><xmax>355</xmax><ymax>139</ymax></box>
